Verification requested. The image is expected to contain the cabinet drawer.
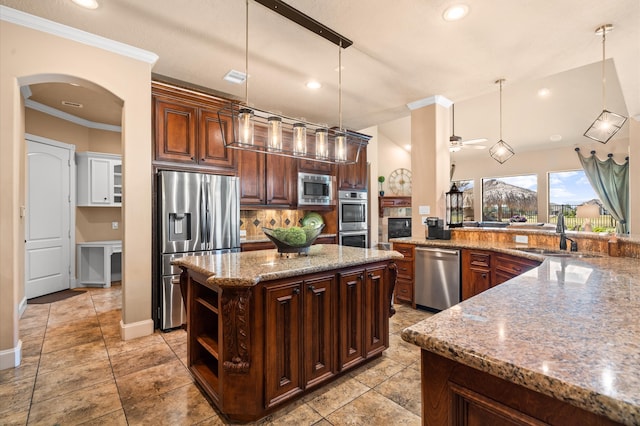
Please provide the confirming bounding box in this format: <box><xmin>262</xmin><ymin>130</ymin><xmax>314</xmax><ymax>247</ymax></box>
<box><xmin>393</xmin><ymin>243</ymin><xmax>414</xmax><ymax>260</ymax></box>
<box><xmin>395</xmin><ymin>259</ymin><xmax>414</xmax><ymax>280</ymax></box>
<box><xmin>395</xmin><ymin>279</ymin><xmax>413</xmax><ymax>303</ymax></box>
<box><xmin>495</xmin><ymin>255</ymin><xmax>540</xmax><ymax>276</ymax></box>
<box><xmin>469</xmin><ymin>252</ymin><xmax>491</xmax><ymax>268</ymax></box>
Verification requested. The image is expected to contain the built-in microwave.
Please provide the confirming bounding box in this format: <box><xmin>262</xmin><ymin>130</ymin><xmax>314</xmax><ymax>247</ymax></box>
<box><xmin>298</xmin><ymin>172</ymin><xmax>333</xmax><ymax>206</ymax></box>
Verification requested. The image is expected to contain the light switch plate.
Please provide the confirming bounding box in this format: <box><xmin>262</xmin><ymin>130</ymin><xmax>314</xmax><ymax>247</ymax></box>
<box><xmin>112</xmin><ymin>221</ymin><xmax>119</xmax><ymax>230</ymax></box>
<box><xmin>419</xmin><ymin>205</ymin><xmax>430</xmax><ymax>215</ymax></box>
<box><xmin>515</xmin><ymin>235</ymin><xmax>528</xmax><ymax>244</ymax></box>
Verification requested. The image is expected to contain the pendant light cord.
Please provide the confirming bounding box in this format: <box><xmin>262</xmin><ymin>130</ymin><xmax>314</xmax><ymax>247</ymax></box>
<box><xmin>601</xmin><ymin>27</ymin><xmax>606</xmax><ymax>111</ymax></box>
<box><xmin>245</xmin><ymin>0</ymin><xmax>249</xmax><ymax>106</ymax></box>
<box><xmin>338</xmin><ymin>40</ymin><xmax>343</xmax><ymax>131</ymax></box>
<box><xmin>499</xmin><ymin>79</ymin><xmax>503</xmax><ymax>140</ymax></box>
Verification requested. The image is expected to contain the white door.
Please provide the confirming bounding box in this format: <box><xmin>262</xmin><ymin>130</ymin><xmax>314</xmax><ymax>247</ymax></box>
<box><xmin>25</xmin><ymin>139</ymin><xmax>72</xmax><ymax>299</ymax></box>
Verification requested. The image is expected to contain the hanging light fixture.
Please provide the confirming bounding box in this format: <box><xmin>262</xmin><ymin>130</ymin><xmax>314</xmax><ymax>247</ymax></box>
<box><xmin>489</xmin><ymin>79</ymin><xmax>515</xmax><ymax>164</ymax></box>
<box><xmin>449</xmin><ymin>103</ymin><xmax>462</xmax><ymax>152</ymax></box>
<box><xmin>217</xmin><ymin>0</ymin><xmax>369</xmax><ymax>164</ymax></box>
<box><xmin>237</xmin><ymin>0</ymin><xmax>254</xmax><ymax>146</ymax></box>
<box><xmin>584</xmin><ymin>24</ymin><xmax>627</xmax><ymax>143</ymax></box>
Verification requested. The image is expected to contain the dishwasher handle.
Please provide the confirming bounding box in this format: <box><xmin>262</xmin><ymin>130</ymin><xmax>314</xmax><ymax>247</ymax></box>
<box><xmin>416</xmin><ymin>247</ymin><xmax>459</xmax><ymax>256</ymax></box>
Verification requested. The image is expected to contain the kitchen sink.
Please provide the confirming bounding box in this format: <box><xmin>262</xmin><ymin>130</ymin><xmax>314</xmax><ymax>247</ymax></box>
<box><xmin>512</xmin><ymin>247</ymin><xmax>602</xmax><ymax>258</ymax></box>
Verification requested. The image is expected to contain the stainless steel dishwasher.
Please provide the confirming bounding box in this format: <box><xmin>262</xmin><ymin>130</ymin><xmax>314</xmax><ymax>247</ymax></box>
<box><xmin>415</xmin><ymin>247</ymin><xmax>461</xmax><ymax>311</ymax></box>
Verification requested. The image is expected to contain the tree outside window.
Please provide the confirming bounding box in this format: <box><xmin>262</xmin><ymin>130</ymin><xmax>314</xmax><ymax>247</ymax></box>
<box><xmin>482</xmin><ymin>175</ymin><xmax>537</xmax><ymax>222</ymax></box>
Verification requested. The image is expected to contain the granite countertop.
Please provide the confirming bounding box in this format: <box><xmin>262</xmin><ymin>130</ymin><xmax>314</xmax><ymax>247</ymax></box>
<box><xmin>172</xmin><ymin>244</ymin><xmax>402</xmax><ymax>287</ymax></box>
<box><xmin>398</xmin><ymin>238</ymin><xmax>640</xmax><ymax>424</ymax></box>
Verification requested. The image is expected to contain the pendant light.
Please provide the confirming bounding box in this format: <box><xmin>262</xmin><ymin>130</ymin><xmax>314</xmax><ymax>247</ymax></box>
<box><xmin>583</xmin><ymin>24</ymin><xmax>627</xmax><ymax>143</ymax></box>
<box><xmin>237</xmin><ymin>0</ymin><xmax>254</xmax><ymax>146</ymax></box>
<box><xmin>449</xmin><ymin>104</ymin><xmax>462</xmax><ymax>152</ymax></box>
<box><xmin>489</xmin><ymin>79</ymin><xmax>515</xmax><ymax>164</ymax></box>
<box><xmin>334</xmin><ymin>40</ymin><xmax>348</xmax><ymax>162</ymax></box>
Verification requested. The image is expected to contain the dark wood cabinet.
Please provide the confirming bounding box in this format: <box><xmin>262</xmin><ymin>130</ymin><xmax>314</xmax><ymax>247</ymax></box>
<box><xmin>364</xmin><ymin>265</ymin><xmax>388</xmax><ymax>358</ymax></box>
<box><xmin>298</xmin><ymin>158</ymin><xmax>333</xmax><ymax>174</ymax></box>
<box><xmin>238</xmin><ymin>148</ymin><xmax>296</xmax><ymax>207</ymax></box>
<box><xmin>152</xmin><ymin>82</ymin><xmax>237</xmax><ymax>173</ymax></box>
<box><xmin>337</xmin><ymin>143</ymin><xmax>368</xmax><ymax>190</ymax></box>
<box><xmin>422</xmin><ymin>350</ymin><xmax>621</xmax><ymax>426</ymax></box>
<box><xmin>183</xmin><ymin>258</ymin><xmax>395</xmax><ymax>422</ymax></box>
<box><xmin>264</xmin><ymin>280</ymin><xmax>303</xmax><ymax>407</ymax></box>
<box><xmin>392</xmin><ymin>243</ymin><xmax>415</xmax><ymax>307</ymax></box>
<box><xmin>462</xmin><ymin>250</ymin><xmax>492</xmax><ymax>300</ymax></box>
<box><xmin>462</xmin><ymin>250</ymin><xmax>541</xmax><ymax>300</ymax></box>
<box><xmin>338</xmin><ymin>269</ymin><xmax>365</xmax><ymax>370</ymax></box>
<box><xmin>494</xmin><ymin>254</ymin><xmax>540</xmax><ymax>286</ymax></box>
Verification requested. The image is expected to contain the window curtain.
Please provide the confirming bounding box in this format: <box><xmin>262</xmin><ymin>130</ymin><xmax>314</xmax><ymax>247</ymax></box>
<box><xmin>575</xmin><ymin>148</ymin><xmax>629</xmax><ymax>234</ymax></box>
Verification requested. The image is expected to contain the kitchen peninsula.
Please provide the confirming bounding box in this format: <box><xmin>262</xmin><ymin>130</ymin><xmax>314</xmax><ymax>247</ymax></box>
<box><xmin>173</xmin><ymin>244</ymin><xmax>401</xmax><ymax>422</ymax></box>
<box><xmin>398</xmin><ymin>231</ymin><xmax>640</xmax><ymax>425</ymax></box>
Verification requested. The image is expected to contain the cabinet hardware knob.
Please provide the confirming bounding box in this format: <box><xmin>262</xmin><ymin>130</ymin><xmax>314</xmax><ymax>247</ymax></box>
<box><xmin>358</xmin><ymin>275</ymin><xmax>363</xmax><ymax>281</ymax></box>
<box><xmin>482</xmin><ymin>273</ymin><xmax>487</xmax><ymax>278</ymax></box>
<box><xmin>201</xmin><ymin>158</ymin><xmax>204</xmax><ymax>161</ymax></box>
<box><xmin>292</xmin><ymin>288</ymin><xmax>300</xmax><ymax>295</ymax></box>
<box><xmin>308</xmin><ymin>285</ymin><xmax>315</xmax><ymax>291</ymax></box>
<box><xmin>368</xmin><ymin>273</ymin><xmax>374</xmax><ymax>278</ymax></box>
<box><xmin>191</xmin><ymin>156</ymin><xmax>194</xmax><ymax>160</ymax></box>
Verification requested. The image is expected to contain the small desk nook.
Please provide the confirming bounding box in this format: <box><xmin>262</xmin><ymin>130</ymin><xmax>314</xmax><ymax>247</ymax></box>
<box><xmin>76</xmin><ymin>240</ymin><xmax>122</xmax><ymax>287</ymax></box>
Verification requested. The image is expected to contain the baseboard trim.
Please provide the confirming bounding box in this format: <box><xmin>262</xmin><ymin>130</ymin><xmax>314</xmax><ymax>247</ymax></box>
<box><xmin>0</xmin><ymin>340</ymin><xmax>22</xmax><ymax>370</ymax></box>
<box><xmin>18</xmin><ymin>297</ymin><xmax>27</xmax><ymax>318</ymax></box>
<box><xmin>120</xmin><ymin>318</ymin><xmax>154</xmax><ymax>341</ymax></box>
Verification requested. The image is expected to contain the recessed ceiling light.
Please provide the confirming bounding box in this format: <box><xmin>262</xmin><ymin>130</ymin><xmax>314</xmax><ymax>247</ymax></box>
<box><xmin>404</xmin><ymin>144</ymin><xmax>412</xmax><ymax>151</ymax></box>
<box><xmin>306</xmin><ymin>81</ymin><xmax>321</xmax><ymax>90</ymax></box>
<box><xmin>71</xmin><ymin>0</ymin><xmax>99</xmax><ymax>10</ymax></box>
<box><xmin>443</xmin><ymin>4</ymin><xmax>469</xmax><ymax>21</ymax></box>
<box><xmin>537</xmin><ymin>88</ymin><xmax>551</xmax><ymax>97</ymax></box>
<box><xmin>223</xmin><ymin>69</ymin><xmax>247</xmax><ymax>84</ymax></box>
<box><xmin>549</xmin><ymin>134</ymin><xmax>562</xmax><ymax>142</ymax></box>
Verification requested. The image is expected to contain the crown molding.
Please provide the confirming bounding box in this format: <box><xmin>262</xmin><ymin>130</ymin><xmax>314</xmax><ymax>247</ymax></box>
<box><xmin>0</xmin><ymin>5</ymin><xmax>158</xmax><ymax>65</ymax></box>
<box><xmin>25</xmin><ymin>99</ymin><xmax>122</xmax><ymax>133</ymax></box>
<box><xmin>406</xmin><ymin>95</ymin><xmax>453</xmax><ymax>111</ymax></box>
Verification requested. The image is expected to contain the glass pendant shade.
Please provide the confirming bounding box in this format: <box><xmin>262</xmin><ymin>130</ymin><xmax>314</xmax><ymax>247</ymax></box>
<box><xmin>446</xmin><ymin>182</ymin><xmax>464</xmax><ymax>228</ymax></box>
<box><xmin>293</xmin><ymin>123</ymin><xmax>307</xmax><ymax>155</ymax></box>
<box><xmin>335</xmin><ymin>133</ymin><xmax>347</xmax><ymax>162</ymax></box>
<box><xmin>315</xmin><ymin>128</ymin><xmax>329</xmax><ymax>159</ymax></box>
<box><xmin>489</xmin><ymin>140</ymin><xmax>515</xmax><ymax>164</ymax></box>
<box><xmin>584</xmin><ymin>110</ymin><xmax>627</xmax><ymax>144</ymax></box>
<box><xmin>237</xmin><ymin>108</ymin><xmax>254</xmax><ymax>145</ymax></box>
<box><xmin>267</xmin><ymin>116</ymin><xmax>283</xmax><ymax>151</ymax></box>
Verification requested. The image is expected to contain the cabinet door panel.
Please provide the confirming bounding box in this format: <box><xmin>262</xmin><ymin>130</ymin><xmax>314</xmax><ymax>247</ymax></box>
<box><xmin>265</xmin><ymin>282</ymin><xmax>303</xmax><ymax>407</ymax></box>
<box><xmin>266</xmin><ymin>154</ymin><xmax>295</xmax><ymax>206</ymax></box>
<box><xmin>199</xmin><ymin>109</ymin><xmax>236</xmax><ymax>170</ymax></box>
<box><xmin>364</xmin><ymin>266</ymin><xmax>387</xmax><ymax>357</ymax></box>
<box><xmin>89</xmin><ymin>158</ymin><xmax>111</xmax><ymax>205</ymax></box>
<box><xmin>339</xmin><ymin>270</ymin><xmax>364</xmax><ymax>369</ymax></box>
<box><xmin>303</xmin><ymin>275</ymin><xmax>335</xmax><ymax>388</ymax></box>
<box><xmin>154</xmin><ymin>99</ymin><xmax>197</xmax><ymax>164</ymax></box>
<box><xmin>238</xmin><ymin>150</ymin><xmax>266</xmax><ymax>205</ymax></box>
<box><xmin>337</xmin><ymin>144</ymin><xmax>367</xmax><ymax>190</ymax></box>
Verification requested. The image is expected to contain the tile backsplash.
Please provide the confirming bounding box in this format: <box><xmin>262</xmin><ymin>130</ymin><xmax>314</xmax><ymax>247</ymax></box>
<box><xmin>240</xmin><ymin>210</ymin><xmax>306</xmax><ymax>237</ymax></box>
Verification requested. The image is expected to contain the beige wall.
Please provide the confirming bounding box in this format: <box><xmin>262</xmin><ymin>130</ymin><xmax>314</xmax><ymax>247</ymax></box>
<box><xmin>629</xmin><ymin>118</ymin><xmax>639</xmax><ymax>234</ymax></box>
<box><xmin>1</xmin><ymin>19</ymin><xmax>154</xmax><ymax>368</ymax></box>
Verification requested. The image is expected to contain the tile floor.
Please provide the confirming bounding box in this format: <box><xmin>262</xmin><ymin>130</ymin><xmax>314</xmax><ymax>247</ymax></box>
<box><xmin>0</xmin><ymin>283</ymin><xmax>432</xmax><ymax>425</ymax></box>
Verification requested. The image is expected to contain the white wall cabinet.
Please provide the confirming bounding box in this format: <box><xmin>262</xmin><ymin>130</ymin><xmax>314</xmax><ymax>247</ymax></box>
<box><xmin>77</xmin><ymin>152</ymin><xmax>122</xmax><ymax>207</ymax></box>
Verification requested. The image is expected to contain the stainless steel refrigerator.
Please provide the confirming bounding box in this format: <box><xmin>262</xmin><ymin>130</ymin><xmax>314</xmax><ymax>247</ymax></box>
<box><xmin>158</xmin><ymin>170</ymin><xmax>240</xmax><ymax>330</ymax></box>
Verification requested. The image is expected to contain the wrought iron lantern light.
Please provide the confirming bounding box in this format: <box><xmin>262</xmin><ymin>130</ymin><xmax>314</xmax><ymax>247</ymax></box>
<box><xmin>446</xmin><ymin>182</ymin><xmax>464</xmax><ymax>228</ymax></box>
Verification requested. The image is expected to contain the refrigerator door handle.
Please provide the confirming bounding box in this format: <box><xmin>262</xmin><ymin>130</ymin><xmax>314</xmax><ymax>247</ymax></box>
<box><xmin>199</xmin><ymin>181</ymin><xmax>206</xmax><ymax>250</ymax></box>
<box><xmin>205</xmin><ymin>180</ymin><xmax>212</xmax><ymax>249</ymax></box>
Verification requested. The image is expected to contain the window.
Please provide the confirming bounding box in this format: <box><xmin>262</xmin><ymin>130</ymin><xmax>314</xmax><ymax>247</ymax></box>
<box><xmin>548</xmin><ymin>170</ymin><xmax>615</xmax><ymax>231</ymax></box>
<box><xmin>453</xmin><ymin>179</ymin><xmax>474</xmax><ymax>221</ymax></box>
<box><xmin>482</xmin><ymin>175</ymin><xmax>537</xmax><ymax>222</ymax></box>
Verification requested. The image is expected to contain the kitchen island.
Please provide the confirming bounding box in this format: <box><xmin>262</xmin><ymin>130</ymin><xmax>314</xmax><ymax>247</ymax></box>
<box><xmin>399</xmin><ymin>234</ymin><xmax>640</xmax><ymax>425</ymax></box>
<box><xmin>173</xmin><ymin>244</ymin><xmax>401</xmax><ymax>422</ymax></box>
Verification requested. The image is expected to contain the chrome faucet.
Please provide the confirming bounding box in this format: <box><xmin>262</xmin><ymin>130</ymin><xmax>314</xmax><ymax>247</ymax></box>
<box><xmin>556</xmin><ymin>213</ymin><xmax>577</xmax><ymax>251</ymax></box>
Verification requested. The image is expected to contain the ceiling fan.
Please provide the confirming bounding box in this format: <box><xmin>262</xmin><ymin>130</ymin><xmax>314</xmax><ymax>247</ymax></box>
<box><xmin>449</xmin><ymin>104</ymin><xmax>487</xmax><ymax>152</ymax></box>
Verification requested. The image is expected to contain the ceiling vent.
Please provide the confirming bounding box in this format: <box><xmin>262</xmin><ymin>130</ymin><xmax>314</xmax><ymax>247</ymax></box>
<box><xmin>61</xmin><ymin>100</ymin><xmax>83</xmax><ymax>108</ymax></box>
<box><xmin>223</xmin><ymin>69</ymin><xmax>247</xmax><ymax>84</ymax></box>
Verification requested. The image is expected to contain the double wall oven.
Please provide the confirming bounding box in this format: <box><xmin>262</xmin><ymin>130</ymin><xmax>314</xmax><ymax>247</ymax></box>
<box><xmin>338</xmin><ymin>190</ymin><xmax>368</xmax><ymax>248</ymax></box>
